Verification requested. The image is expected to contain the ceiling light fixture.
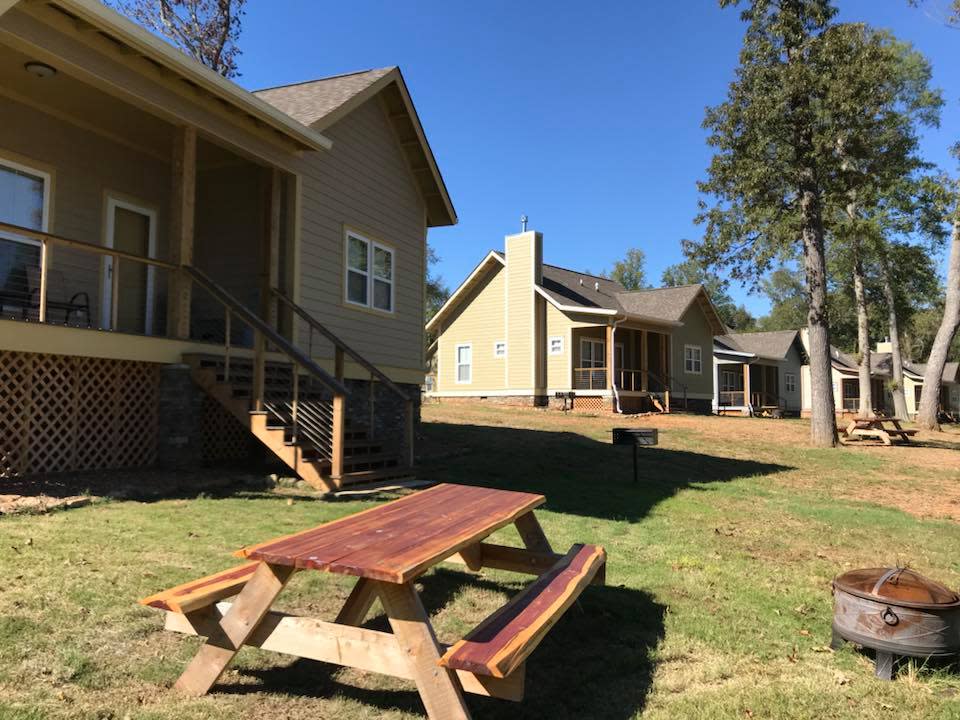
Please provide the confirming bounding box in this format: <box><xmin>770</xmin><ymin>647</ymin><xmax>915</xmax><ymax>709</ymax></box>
<box><xmin>24</xmin><ymin>61</ymin><xmax>57</xmax><ymax>79</ymax></box>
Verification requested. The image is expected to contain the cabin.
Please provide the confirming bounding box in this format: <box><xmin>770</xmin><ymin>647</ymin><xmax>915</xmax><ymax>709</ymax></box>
<box><xmin>0</xmin><ymin>0</ymin><xmax>455</xmax><ymax>489</ymax></box>
<box><xmin>712</xmin><ymin>330</ymin><xmax>806</xmax><ymax>416</ymax></box>
<box><xmin>425</xmin><ymin>230</ymin><xmax>726</xmax><ymax>413</ymax></box>
<box><xmin>797</xmin><ymin>334</ymin><xmax>960</xmax><ymax>419</ymax></box>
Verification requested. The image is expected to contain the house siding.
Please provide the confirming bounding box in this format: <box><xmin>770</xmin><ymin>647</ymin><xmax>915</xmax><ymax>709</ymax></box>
<box><xmin>779</xmin><ymin>344</ymin><xmax>804</xmax><ymax>413</ymax></box>
<box><xmin>670</xmin><ymin>302</ymin><xmax>715</xmax><ymax>398</ymax></box>
<box><xmin>505</xmin><ymin>232</ymin><xmax>540</xmax><ymax>390</ymax></box>
<box><xmin>436</xmin><ymin>264</ymin><xmax>507</xmax><ymax>392</ymax></box>
<box><xmin>295</xmin><ymin>96</ymin><xmax>426</xmax><ymax>375</ymax></box>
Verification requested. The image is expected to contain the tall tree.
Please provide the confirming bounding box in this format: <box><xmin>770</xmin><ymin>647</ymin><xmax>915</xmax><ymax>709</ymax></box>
<box><xmin>424</xmin><ymin>244</ymin><xmax>450</xmax><ymax>326</ymax></box>
<box><xmin>756</xmin><ymin>269</ymin><xmax>809</xmax><ymax>331</ymax></box>
<box><xmin>827</xmin><ymin>27</ymin><xmax>941</xmax><ymax>417</ymax></box>
<box><xmin>606</xmin><ymin>248</ymin><xmax>647</xmax><ymax>291</ymax></box>
<box><xmin>917</xmin><ymin>164</ymin><xmax>960</xmax><ymax>428</ymax></box>
<box><xmin>109</xmin><ymin>0</ymin><xmax>246</xmax><ymax>78</ymax></box>
<box><xmin>661</xmin><ymin>256</ymin><xmax>755</xmax><ymax>329</ymax></box>
<box><xmin>696</xmin><ymin>0</ymin><xmax>850</xmax><ymax>446</ymax></box>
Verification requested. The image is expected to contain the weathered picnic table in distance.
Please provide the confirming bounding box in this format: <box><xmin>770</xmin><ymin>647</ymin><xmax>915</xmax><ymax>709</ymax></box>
<box><xmin>139</xmin><ymin>483</ymin><xmax>606</xmax><ymax>719</ymax></box>
<box><xmin>841</xmin><ymin>416</ymin><xmax>917</xmax><ymax>446</ymax></box>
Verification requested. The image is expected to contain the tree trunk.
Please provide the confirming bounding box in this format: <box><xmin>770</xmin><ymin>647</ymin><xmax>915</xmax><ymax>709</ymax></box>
<box><xmin>853</xmin><ymin>238</ymin><xmax>873</xmax><ymax>417</ymax></box>
<box><xmin>802</xmin><ymin>188</ymin><xmax>838</xmax><ymax>447</ymax></box>
<box><xmin>881</xmin><ymin>255</ymin><xmax>909</xmax><ymax>420</ymax></box>
<box><xmin>917</xmin><ymin>213</ymin><xmax>960</xmax><ymax>430</ymax></box>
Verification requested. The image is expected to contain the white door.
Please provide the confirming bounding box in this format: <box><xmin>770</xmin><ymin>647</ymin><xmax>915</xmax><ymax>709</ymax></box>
<box><xmin>102</xmin><ymin>198</ymin><xmax>157</xmax><ymax>333</ymax></box>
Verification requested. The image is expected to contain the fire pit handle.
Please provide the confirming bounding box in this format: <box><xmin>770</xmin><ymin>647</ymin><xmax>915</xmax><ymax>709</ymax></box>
<box><xmin>882</xmin><ymin>607</ymin><xmax>900</xmax><ymax>626</ymax></box>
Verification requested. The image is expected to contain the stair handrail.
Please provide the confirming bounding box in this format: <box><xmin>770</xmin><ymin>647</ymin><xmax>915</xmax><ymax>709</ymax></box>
<box><xmin>271</xmin><ymin>288</ymin><xmax>410</xmax><ymax>401</ymax></box>
<box><xmin>272</xmin><ymin>288</ymin><xmax>415</xmax><ymax>469</ymax></box>
<box><xmin>185</xmin><ymin>266</ymin><xmax>348</xmax><ymax>397</ymax></box>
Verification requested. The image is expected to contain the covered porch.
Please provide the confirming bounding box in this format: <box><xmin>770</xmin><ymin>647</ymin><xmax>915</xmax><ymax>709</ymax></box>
<box><xmin>570</xmin><ymin>324</ymin><xmax>673</xmax><ymax>411</ymax></box>
<box><xmin>714</xmin><ymin>361</ymin><xmax>781</xmax><ymax>415</ymax></box>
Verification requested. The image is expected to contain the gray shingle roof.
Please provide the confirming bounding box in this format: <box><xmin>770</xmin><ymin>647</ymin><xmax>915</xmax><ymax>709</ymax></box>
<box><xmin>615</xmin><ymin>285</ymin><xmax>707</xmax><ymax>324</ymax></box>
<box><xmin>254</xmin><ymin>68</ymin><xmax>394</xmax><ymax>128</ymax></box>
<box><xmin>715</xmin><ymin>330</ymin><xmax>802</xmax><ymax>361</ymax></box>
<box><xmin>905</xmin><ymin>360</ymin><xmax>960</xmax><ymax>383</ymax></box>
<box><xmin>539</xmin><ymin>264</ymin><xmax>624</xmax><ymax>312</ymax></box>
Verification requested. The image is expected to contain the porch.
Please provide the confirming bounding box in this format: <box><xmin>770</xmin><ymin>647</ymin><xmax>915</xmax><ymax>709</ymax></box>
<box><xmin>570</xmin><ymin>326</ymin><xmax>674</xmax><ymax>411</ymax></box>
<box><xmin>715</xmin><ymin>361</ymin><xmax>782</xmax><ymax>415</ymax></box>
<box><xmin>0</xmin><ymin>1</ymin><xmax>413</xmax><ymax>487</ymax></box>
<box><xmin>840</xmin><ymin>377</ymin><xmax>888</xmax><ymax>415</ymax></box>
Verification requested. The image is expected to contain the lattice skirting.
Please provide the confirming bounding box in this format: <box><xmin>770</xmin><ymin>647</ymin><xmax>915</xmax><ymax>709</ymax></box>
<box><xmin>0</xmin><ymin>351</ymin><xmax>160</xmax><ymax>477</ymax></box>
<box><xmin>200</xmin><ymin>396</ymin><xmax>252</xmax><ymax>464</ymax></box>
<box><xmin>574</xmin><ymin>396</ymin><xmax>609</xmax><ymax>412</ymax></box>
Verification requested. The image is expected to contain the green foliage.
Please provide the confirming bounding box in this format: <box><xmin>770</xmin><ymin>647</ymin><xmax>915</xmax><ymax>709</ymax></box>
<box><xmin>424</xmin><ymin>243</ymin><xmax>449</xmax><ymax>325</ymax></box>
<box><xmin>606</xmin><ymin>248</ymin><xmax>648</xmax><ymax>291</ymax></box>
<box><xmin>756</xmin><ymin>268</ymin><xmax>809</xmax><ymax>331</ymax></box>
<box><xmin>661</xmin><ymin>256</ymin><xmax>755</xmax><ymax>329</ymax></box>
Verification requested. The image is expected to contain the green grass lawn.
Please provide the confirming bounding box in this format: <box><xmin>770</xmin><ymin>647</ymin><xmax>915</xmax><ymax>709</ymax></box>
<box><xmin>2</xmin><ymin>405</ymin><xmax>960</xmax><ymax>719</ymax></box>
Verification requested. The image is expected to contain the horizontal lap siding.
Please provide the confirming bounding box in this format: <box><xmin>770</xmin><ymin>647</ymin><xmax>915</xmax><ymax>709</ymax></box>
<box><xmin>0</xmin><ymin>98</ymin><xmax>171</xmax><ymax>323</ymax></box>
<box><xmin>437</xmin><ymin>267</ymin><xmax>506</xmax><ymax>392</ymax></box>
<box><xmin>546</xmin><ymin>303</ymin><xmax>573</xmax><ymax>389</ymax></box>
<box><xmin>779</xmin><ymin>344</ymin><xmax>803</xmax><ymax>412</ymax></box>
<box><xmin>672</xmin><ymin>302</ymin><xmax>714</xmax><ymax>397</ymax></box>
<box><xmin>297</xmin><ymin>97</ymin><xmax>425</xmax><ymax>373</ymax></box>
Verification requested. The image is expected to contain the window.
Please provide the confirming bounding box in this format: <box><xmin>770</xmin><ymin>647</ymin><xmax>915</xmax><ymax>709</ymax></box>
<box><xmin>549</xmin><ymin>336</ymin><xmax>564</xmax><ymax>355</ymax></box>
<box><xmin>345</xmin><ymin>231</ymin><xmax>394</xmax><ymax>312</ymax></box>
<box><xmin>0</xmin><ymin>158</ymin><xmax>50</xmax><ymax>303</ymax></box>
<box><xmin>684</xmin><ymin>345</ymin><xmax>702</xmax><ymax>374</ymax></box>
<box><xmin>580</xmin><ymin>338</ymin><xmax>605</xmax><ymax>368</ymax></box>
<box><xmin>494</xmin><ymin>341</ymin><xmax>506</xmax><ymax>358</ymax></box>
<box><xmin>456</xmin><ymin>344</ymin><xmax>472</xmax><ymax>383</ymax></box>
<box><xmin>721</xmin><ymin>370</ymin><xmax>738</xmax><ymax>392</ymax></box>
<box><xmin>785</xmin><ymin>372</ymin><xmax>797</xmax><ymax>393</ymax></box>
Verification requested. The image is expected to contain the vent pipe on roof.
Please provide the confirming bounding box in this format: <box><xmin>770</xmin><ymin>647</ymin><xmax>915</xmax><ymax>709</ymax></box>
<box><xmin>520</xmin><ymin>214</ymin><xmax>528</xmax><ymax>232</ymax></box>
<box><xmin>579</xmin><ymin>278</ymin><xmax>584</xmax><ymax>286</ymax></box>
<box><xmin>594</xmin><ymin>281</ymin><xmax>600</xmax><ymax>291</ymax></box>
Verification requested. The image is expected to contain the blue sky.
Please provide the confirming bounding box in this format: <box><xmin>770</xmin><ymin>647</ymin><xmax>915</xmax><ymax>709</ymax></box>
<box><xmin>238</xmin><ymin>1</ymin><xmax>959</xmax><ymax>317</ymax></box>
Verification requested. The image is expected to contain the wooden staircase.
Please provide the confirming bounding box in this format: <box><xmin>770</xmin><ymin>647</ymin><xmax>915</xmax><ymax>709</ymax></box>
<box><xmin>186</xmin><ymin>354</ymin><xmax>409</xmax><ymax>492</ymax></box>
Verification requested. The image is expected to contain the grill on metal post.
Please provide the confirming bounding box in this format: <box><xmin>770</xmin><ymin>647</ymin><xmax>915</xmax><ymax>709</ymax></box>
<box><xmin>611</xmin><ymin>427</ymin><xmax>658</xmax><ymax>483</ymax></box>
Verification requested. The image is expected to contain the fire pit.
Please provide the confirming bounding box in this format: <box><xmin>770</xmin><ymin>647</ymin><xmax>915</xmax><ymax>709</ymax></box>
<box><xmin>832</xmin><ymin>567</ymin><xmax>960</xmax><ymax>679</ymax></box>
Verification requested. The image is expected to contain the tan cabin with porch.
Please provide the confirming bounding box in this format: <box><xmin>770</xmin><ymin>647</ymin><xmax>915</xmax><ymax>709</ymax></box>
<box><xmin>425</xmin><ymin>230</ymin><xmax>726</xmax><ymax>413</ymax></box>
<box><xmin>0</xmin><ymin>0</ymin><xmax>456</xmax><ymax>489</ymax></box>
<box><xmin>713</xmin><ymin>330</ymin><xmax>807</xmax><ymax>417</ymax></box>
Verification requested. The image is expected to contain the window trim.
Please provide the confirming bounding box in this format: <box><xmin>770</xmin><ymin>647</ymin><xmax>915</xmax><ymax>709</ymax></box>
<box><xmin>548</xmin><ymin>335</ymin><xmax>564</xmax><ymax>355</ymax></box>
<box><xmin>785</xmin><ymin>372</ymin><xmax>797</xmax><ymax>393</ymax></box>
<box><xmin>0</xmin><ymin>154</ymin><xmax>52</xmax><ymax>246</ymax></box>
<box><xmin>455</xmin><ymin>343</ymin><xmax>472</xmax><ymax>384</ymax></box>
<box><xmin>493</xmin><ymin>340</ymin><xmax>506</xmax><ymax>358</ymax></box>
<box><xmin>343</xmin><ymin>229</ymin><xmax>395</xmax><ymax>314</ymax></box>
<box><xmin>683</xmin><ymin>344</ymin><xmax>703</xmax><ymax>375</ymax></box>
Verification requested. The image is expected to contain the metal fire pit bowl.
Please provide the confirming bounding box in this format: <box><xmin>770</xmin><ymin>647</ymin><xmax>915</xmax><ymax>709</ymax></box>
<box><xmin>832</xmin><ymin>567</ymin><xmax>960</xmax><ymax>679</ymax></box>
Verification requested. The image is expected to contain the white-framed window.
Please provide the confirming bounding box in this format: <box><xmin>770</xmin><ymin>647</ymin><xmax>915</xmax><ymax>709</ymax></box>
<box><xmin>0</xmin><ymin>156</ymin><xmax>51</xmax><ymax>303</ymax></box>
<box><xmin>549</xmin><ymin>336</ymin><xmax>564</xmax><ymax>355</ymax></box>
<box><xmin>785</xmin><ymin>372</ymin><xmax>797</xmax><ymax>393</ymax></box>
<box><xmin>494</xmin><ymin>341</ymin><xmax>507</xmax><ymax>358</ymax></box>
<box><xmin>580</xmin><ymin>338</ymin><xmax>605</xmax><ymax>368</ymax></box>
<box><xmin>684</xmin><ymin>344</ymin><xmax>702</xmax><ymax>374</ymax></box>
<box><xmin>345</xmin><ymin>230</ymin><xmax>394</xmax><ymax>313</ymax></box>
<box><xmin>455</xmin><ymin>344</ymin><xmax>472</xmax><ymax>383</ymax></box>
<box><xmin>721</xmin><ymin>370</ymin><xmax>737</xmax><ymax>392</ymax></box>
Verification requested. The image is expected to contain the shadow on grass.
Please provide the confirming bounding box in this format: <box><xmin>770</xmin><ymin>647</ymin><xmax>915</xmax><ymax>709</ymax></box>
<box><xmin>418</xmin><ymin>421</ymin><xmax>794</xmax><ymax>523</ymax></box>
<box><xmin>221</xmin><ymin>567</ymin><xmax>665</xmax><ymax>719</ymax></box>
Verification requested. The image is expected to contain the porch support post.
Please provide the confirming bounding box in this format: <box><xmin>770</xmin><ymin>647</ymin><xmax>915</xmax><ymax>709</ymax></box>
<box><xmin>261</xmin><ymin>167</ymin><xmax>282</xmax><ymax>329</ymax></box>
<box><xmin>606</xmin><ymin>323</ymin><xmax>614</xmax><ymax>392</ymax></box>
<box><xmin>743</xmin><ymin>362</ymin><xmax>752</xmax><ymax>413</ymax></box>
<box><xmin>641</xmin><ymin>330</ymin><xmax>648</xmax><ymax>392</ymax></box>
<box><xmin>167</xmin><ymin>125</ymin><xmax>197</xmax><ymax>340</ymax></box>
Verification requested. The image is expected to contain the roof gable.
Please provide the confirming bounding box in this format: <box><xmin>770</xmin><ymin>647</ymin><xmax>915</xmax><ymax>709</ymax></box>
<box><xmin>255</xmin><ymin>67</ymin><xmax>455</xmax><ymax>227</ymax></box>
<box><xmin>425</xmin><ymin>251</ymin><xmax>505</xmax><ymax>332</ymax></box>
<box><xmin>716</xmin><ymin>330</ymin><xmax>804</xmax><ymax>362</ymax></box>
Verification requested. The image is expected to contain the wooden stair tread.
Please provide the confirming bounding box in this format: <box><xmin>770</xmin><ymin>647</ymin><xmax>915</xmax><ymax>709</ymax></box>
<box><xmin>439</xmin><ymin>544</ymin><xmax>606</xmax><ymax>678</ymax></box>
<box><xmin>138</xmin><ymin>562</ymin><xmax>260</xmax><ymax>614</ymax></box>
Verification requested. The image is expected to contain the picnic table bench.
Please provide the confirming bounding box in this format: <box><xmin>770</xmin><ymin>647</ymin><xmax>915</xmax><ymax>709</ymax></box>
<box><xmin>139</xmin><ymin>483</ymin><xmax>606</xmax><ymax>719</ymax></box>
<box><xmin>840</xmin><ymin>416</ymin><xmax>917</xmax><ymax>446</ymax></box>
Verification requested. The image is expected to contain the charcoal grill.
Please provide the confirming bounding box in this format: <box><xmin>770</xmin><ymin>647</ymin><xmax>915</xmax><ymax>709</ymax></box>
<box><xmin>832</xmin><ymin>567</ymin><xmax>960</xmax><ymax>679</ymax></box>
<box><xmin>612</xmin><ymin>427</ymin><xmax>658</xmax><ymax>483</ymax></box>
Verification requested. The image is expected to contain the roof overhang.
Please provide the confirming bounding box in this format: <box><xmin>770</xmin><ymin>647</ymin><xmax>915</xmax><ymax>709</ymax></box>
<box><xmin>688</xmin><ymin>287</ymin><xmax>728</xmax><ymax>336</ymax></box>
<box><xmin>425</xmin><ymin>251</ymin><xmax>504</xmax><ymax>333</ymax></box>
<box><xmin>534</xmin><ymin>286</ymin><xmax>619</xmax><ymax>318</ymax></box>
<box><xmin>7</xmin><ymin>0</ymin><xmax>332</xmax><ymax>154</ymax></box>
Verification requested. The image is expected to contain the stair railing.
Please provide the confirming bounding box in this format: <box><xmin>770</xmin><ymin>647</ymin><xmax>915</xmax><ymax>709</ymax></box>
<box><xmin>272</xmin><ymin>288</ymin><xmax>415</xmax><ymax>469</ymax></box>
<box><xmin>184</xmin><ymin>265</ymin><xmax>350</xmax><ymax>478</ymax></box>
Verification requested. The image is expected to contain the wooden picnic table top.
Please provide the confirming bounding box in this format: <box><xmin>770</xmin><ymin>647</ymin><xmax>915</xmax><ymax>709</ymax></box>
<box><xmin>235</xmin><ymin>483</ymin><xmax>545</xmax><ymax>584</ymax></box>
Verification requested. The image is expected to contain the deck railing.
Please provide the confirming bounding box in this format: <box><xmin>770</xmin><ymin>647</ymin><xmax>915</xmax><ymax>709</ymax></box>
<box><xmin>719</xmin><ymin>390</ymin><xmax>746</xmax><ymax>407</ymax></box>
<box><xmin>573</xmin><ymin>367</ymin><xmax>607</xmax><ymax>390</ymax></box>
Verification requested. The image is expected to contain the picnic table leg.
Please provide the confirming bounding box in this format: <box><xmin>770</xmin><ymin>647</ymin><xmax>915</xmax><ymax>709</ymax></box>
<box><xmin>335</xmin><ymin>577</ymin><xmax>378</xmax><ymax>626</ymax></box>
<box><xmin>514</xmin><ymin>511</ymin><xmax>553</xmax><ymax>554</ymax></box>
<box><xmin>174</xmin><ymin>562</ymin><xmax>294</xmax><ymax>696</ymax></box>
<box><xmin>376</xmin><ymin>581</ymin><xmax>471</xmax><ymax>720</ymax></box>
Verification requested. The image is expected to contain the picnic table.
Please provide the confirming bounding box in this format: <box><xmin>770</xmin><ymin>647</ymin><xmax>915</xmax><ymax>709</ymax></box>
<box><xmin>841</xmin><ymin>416</ymin><xmax>917</xmax><ymax>446</ymax></box>
<box><xmin>140</xmin><ymin>483</ymin><xmax>606</xmax><ymax>719</ymax></box>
